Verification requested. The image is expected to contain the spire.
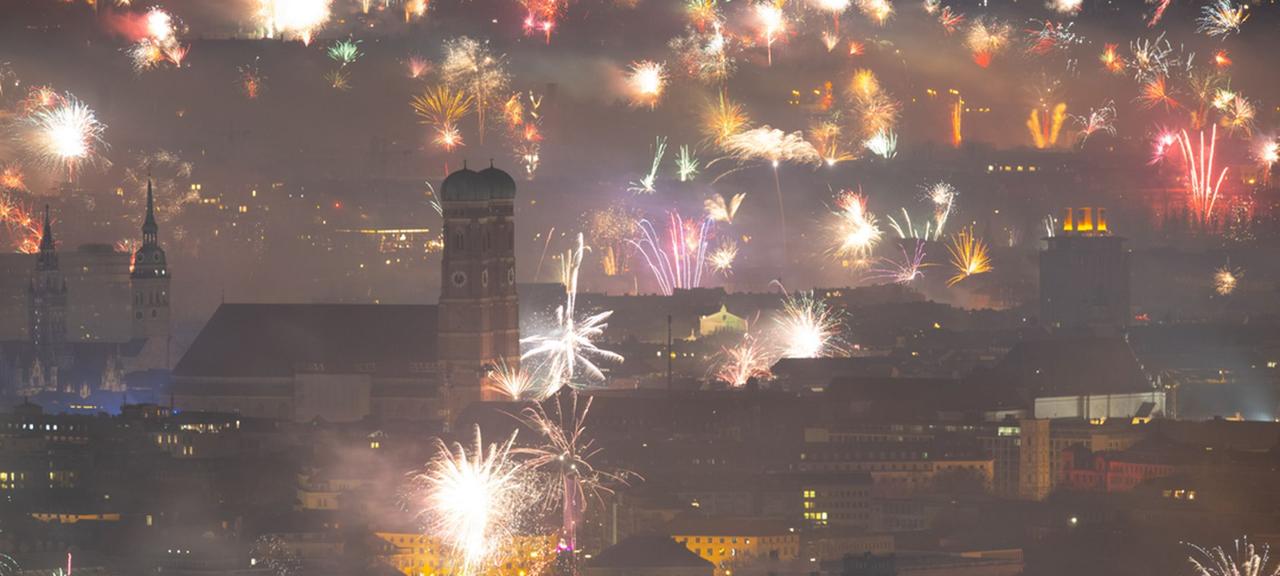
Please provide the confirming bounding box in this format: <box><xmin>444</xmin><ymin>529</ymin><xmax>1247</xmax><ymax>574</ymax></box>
<box><xmin>39</xmin><ymin>204</ymin><xmax>54</xmax><ymax>252</ymax></box>
<box><xmin>142</xmin><ymin>178</ymin><xmax>158</xmax><ymax>245</ymax></box>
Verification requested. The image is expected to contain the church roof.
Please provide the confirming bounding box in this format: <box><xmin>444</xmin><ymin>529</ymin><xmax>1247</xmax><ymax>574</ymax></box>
<box><xmin>589</xmin><ymin>534</ymin><xmax>713</xmax><ymax>569</ymax></box>
<box><xmin>440</xmin><ymin>165</ymin><xmax>517</xmax><ymax>202</ymax></box>
<box><xmin>173</xmin><ymin>303</ymin><xmax>438</xmax><ymax>379</ymax></box>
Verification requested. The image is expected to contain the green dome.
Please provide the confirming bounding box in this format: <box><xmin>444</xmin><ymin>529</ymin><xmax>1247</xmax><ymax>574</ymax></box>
<box><xmin>479</xmin><ymin>166</ymin><xmax>516</xmax><ymax>199</ymax></box>
<box><xmin>440</xmin><ymin>167</ymin><xmax>489</xmax><ymax>202</ymax></box>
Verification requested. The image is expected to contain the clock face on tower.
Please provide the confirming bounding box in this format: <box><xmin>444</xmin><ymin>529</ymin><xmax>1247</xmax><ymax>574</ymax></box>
<box><xmin>451</xmin><ymin>271</ymin><xmax>468</xmax><ymax>287</ymax></box>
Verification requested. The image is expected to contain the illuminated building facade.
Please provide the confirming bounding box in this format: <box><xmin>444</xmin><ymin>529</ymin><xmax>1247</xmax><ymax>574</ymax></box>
<box><xmin>1039</xmin><ymin>207</ymin><xmax>1130</xmax><ymax>330</ymax></box>
<box><xmin>668</xmin><ymin>517</ymin><xmax>799</xmax><ymax>576</ymax></box>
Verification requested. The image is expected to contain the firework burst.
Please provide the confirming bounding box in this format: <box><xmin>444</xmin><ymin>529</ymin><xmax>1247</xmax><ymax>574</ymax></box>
<box><xmin>1197</xmin><ymin>1</ymin><xmax>1248</xmax><ymax>39</ymax></box>
<box><xmin>753</xmin><ymin>2</ymin><xmax>786</xmax><ymax>66</ymax></box>
<box><xmin>1177</xmin><ymin>127</ymin><xmax>1228</xmax><ymax>226</ymax></box>
<box><xmin>628</xmin><ymin>136</ymin><xmax>668</xmax><ymax>194</ymax></box>
<box><xmin>946</xmin><ymin>227</ymin><xmax>991</xmax><ymax>287</ymax></box>
<box><xmin>258</xmin><ymin>0</ymin><xmax>332</xmax><ymax>44</ymax></box>
<box><xmin>628</xmin><ymin>212</ymin><xmax>712</xmax><ymax>295</ymax></box>
<box><xmin>1100</xmin><ymin>43</ymin><xmax>1125</xmax><ymax>74</ymax></box>
<box><xmin>522</xmin><ymin>234</ymin><xmax>625</xmax><ymax>387</ymax></box>
<box><xmin>412</xmin><ymin>428</ymin><xmax>527</xmax><ymax>576</ymax></box>
<box><xmin>1071</xmin><ymin>101</ymin><xmax>1117</xmax><ymax>145</ymax></box>
<box><xmin>702</xmin><ymin>93</ymin><xmax>750</xmax><ymax>146</ymax></box>
<box><xmin>829</xmin><ymin>189</ymin><xmax>881</xmax><ymax>263</ymax></box>
<box><xmin>773</xmin><ymin>288</ymin><xmax>846</xmax><ymax>359</ymax></box>
<box><xmin>704</xmin><ymin>192</ymin><xmax>745</xmax><ymax>223</ymax></box>
<box><xmin>625</xmin><ymin>60</ymin><xmax>668</xmax><ymax>109</ymax></box>
<box><xmin>714</xmin><ymin>334</ymin><xmax>774</xmax><ymax>386</ymax></box>
<box><xmin>676</xmin><ymin>145</ymin><xmax>700</xmax><ymax>181</ymax></box>
<box><xmin>869</xmin><ymin>239</ymin><xmax>929</xmax><ymax>285</ymax></box>
<box><xmin>441</xmin><ymin>37</ymin><xmax>510</xmax><ymax>144</ymax></box>
<box><xmin>412</xmin><ymin>85</ymin><xmax>474</xmax><ymax>150</ymax></box>
<box><xmin>24</xmin><ymin>93</ymin><xmax>108</xmax><ymax>179</ymax></box>
<box><xmin>965</xmin><ymin>18</ymin><xmax>1011</xmax><ymax>68</ymax></box>
<box><xmin>708</xmin><ymin>239</ymin><xmax>738</xmax><ymax>274</ymax></box>
<box><xmin>1213</xmin><ymin>265</ymin><xmax>1242</xmax><ymax>296</ymax></box>
<box><xmin>327</xmin><ymin>38</ymin><xmax>362</xmax><ymax>66</ymax></box>
<box><xmin>1187</xmin><ymin>538</ymin><xmax>1278</xmax><ymax>576</ymax></box>
<box><xmin>515</xmin><ymin>393</ymin><xmax>633</xmax><ymax>550</ymax></box>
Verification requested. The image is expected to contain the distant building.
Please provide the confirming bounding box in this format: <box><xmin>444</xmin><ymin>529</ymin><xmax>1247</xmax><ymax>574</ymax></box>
<box><xmin>666</xmin><ymin>515</ymin><xmax>800</xmax><ymax>576</ymax></box>
<box><xmin>586</xmin><ymin>534</ymin><xmax>714</xmax><ymax>576</ymax></box>
<box><xmin>0</xmin><ymin>186</ymin><xmax>172</xmax><ymax>400</ymax></box>
<box><xmin>171</xmin><ymin>165</ymin><xmax>522</xmax><ymax>421</ymax></box>
<box><xmin>1039</xmin><ymin>207</ymin><xmax>1129</xmax><ymax>330</ymax></box>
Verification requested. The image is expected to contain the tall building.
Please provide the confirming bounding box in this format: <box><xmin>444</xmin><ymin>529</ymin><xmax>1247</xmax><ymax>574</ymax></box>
<box><xmin>29</xmin><ymin>206</ymin><xmax>69</xmax><ymax>389</ymax></box>
<box><xmin>1039</xmin><ymin>207</ymin><xmax>1130</xmax><ymax>330</ymax></box>
<box><xmin>129</xmin><ymin>180</ymin><xmax>172</xmax><ymax>370</ymax></box>
<box><xmin>0</xmin><ymin>196</ymin><xmax>174</xmax><ymax>399</ymax></box>
<box><xmin>437</xmin><ymin>164</ymin><xmax>520</xmax><ymax>402</ymax></box>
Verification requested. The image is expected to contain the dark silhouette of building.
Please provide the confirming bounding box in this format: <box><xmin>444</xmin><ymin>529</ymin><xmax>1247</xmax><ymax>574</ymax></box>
<box><xmin>29</xmin><ymin>206</ymin><xmax>69</xmax><ymax>389</ymax></box>
<box><xmin>129</xmin><ymin>179</ymin><xmax>172</xmax><ymax>371</ymax></box>
<box><xmin>437</xmin><ymin>163</ymin><xmax>520</xmax><ymax>402</ymax></box>
<box><xmin>1039</xmin><ymin>207</ymin><xmax>1129</xmax><ymax>330</ymax></box>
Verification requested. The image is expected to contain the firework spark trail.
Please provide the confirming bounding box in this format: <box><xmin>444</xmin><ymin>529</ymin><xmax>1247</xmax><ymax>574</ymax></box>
<box><xmin>24</xmin><ymin>93</ymin><xmax>108</xmax><ymax>179</ymax></box>
<box><xmin>946</xmin><ymin>227</ymin><xmax>991</xmax><ymax>287</ymax></box>
<box><xmin>1071</xmin><ymin>101</ymin><xmax>1117</xmax><ymax>145</ymax></box>
<box><xmin>441</xmin><ymin>37</ymin><xmax>510</xmax><ymax>145</ymax></box>
<box><xmin>869</xmin><ymin>239</ymin><xmax>928</xmax><ymax>285</ymax></box>
<box><xmin>1197</xmin><ymin>0</ymin><xmax>1248</xmax><ymax>38</ymax></box>
<box><xmin>937</xmin><ymin>6</ymin><xmax>964</xmax><ymax>34</ymax></box>
<box><xmin>521</xmin><ymin>234</ymin><xmax>624</xmax><ymax>387</ymax></box>
<box><xmin>628</xmin><ymin>212</ymin><xmax>712</xmax><ymax>295</ymax></box>
<box><xmin>864</xmin><ymin>129</ymin><xmax>897</xmax><ymax>159</ymax></box>
<box><xmin>703</xmin><ymin>93</ymin><xmax>750</xmax><ymax>147</ymax></box>
<box><xmin>1027</xmin><ymin>103</ymin><xmax>1067</xmax><ymax>149</ymax></box>
<box><xmin>849</xmin><ymin>69</ymin><xmax>900</xmax><ymax>138</ymax></box>
<box><xmin>514</xmin><ymin>393</ymin><xmax>634</xmax><ymax>551</ymax></box>
<box><xmin>1129</xmin><ymin>33</ymin><xmax>1192</xmax><ymax>83</ymax></box>
<box><xmin>676</xmin><ymin>145</ymin><xmax>700</xmax><ymax>181</ymax></box>
<box><xmin>412</xmin><ymin>427</ymin><xmax>526</xmax><ymax>576</ymax></box>
<box><xmin>1187</xmin><ymin>538</ymin><xmax>1278</xmax><ymax>576</ymax></box>
<box><xmin>1137</xmin><ymin>76</ymin><xmax>1179</xmax><ymax>110</ymax></box>
<box><xmin>809</xmin><ymin>119</ymin><xmax>857</xmax><ymax>166</ymax></box>
<box><xmin>670</xmin><ymin>23</ymin><xmax>736</xmax><ymax>86</ymax></box>
<box><xmin>628</xmin><ymin>136</ymin><xmax>668</xmax><ymax>194</ymax></box>
<box><xmin>626</xmin><ymin>60</ymin><xmax>668</xmax><ymax>109</ymax></box>
<box><xmin>925</xmin><ymin>182</ymin><xmax>956</xmax><ymax>238</ymax></box>
<box><xmin>492</xmin><ymin>360</ymin><xmax>542</xmax><ymax>401</ymax></box>
<box><xmin>1025</xmin><ymin>20</ymin><xmax>1082</xmax><ymax>56</ymax></box>
<box><xmin>686</xmin><ymin>0</ymin><xmax>721</xmax><ymax>31</ymax></box>
<box><xmin>772</xmin><ymin>286</ymin><xmax>846</xmax><ymax>359</ymax></box>
<box><xmin>705</xmin><ymin>192</ymin><xmax>745</xmax><ymax>223</ymax></box>
<box><xmin>715</xmin><ymin>333</ymin><xmax>774</xmax><ymax>386</ymax></box>
<box><xmin>520</xmin><ymin>0</ymin><xmax>563</xmax><ymax>43</ymax></box>
<box><xmin>1177</xmin><ymin>126</ymin><xmax>1228</xmax><ymax>226</ymax></box>
<box><xmin>718</xmin><ymin>126</ymin><xmax>819</xmax><ymax>259</ymax></box>
<box><xmin>753</xmin><ymin>2</ymin><xmax>786</xmax><ymax>66</ymax></box>
<box><xmin>1146</xmin><ymin>0</ymin><xmax>1171</xmax><ymax>27</ymax></box>
<box><xmin>0</xmin><ymin>195</ymin><xmax>42</xmax><ymax>254</ymax></box>
<box><xmin>829</xmin><ymin>189</ymin><xmax>881</xmax><ymax>263</ymax></box>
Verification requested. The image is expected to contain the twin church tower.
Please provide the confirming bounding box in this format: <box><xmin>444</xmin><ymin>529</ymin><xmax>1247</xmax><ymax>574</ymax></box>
<box><xmin>436</xmin><ymin>163</ymin><xmax>521</xmax><ymax>402</ymax></box>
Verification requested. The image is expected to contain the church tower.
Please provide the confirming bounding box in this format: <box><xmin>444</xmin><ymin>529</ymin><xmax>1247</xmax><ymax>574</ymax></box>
<box><xmin>437</xmin><ymin>163</ymin><xmax>520</xmax><ymax>403</ymax></box>
<box><xmin>29</xmin><ymin>206</ymin><xmax>67</xmax><ymax>389</ymax></box>
<box><xmin>131</xmin><ymin>179</ymin><xmax>172</xmax><ymax>369</ymax></box>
